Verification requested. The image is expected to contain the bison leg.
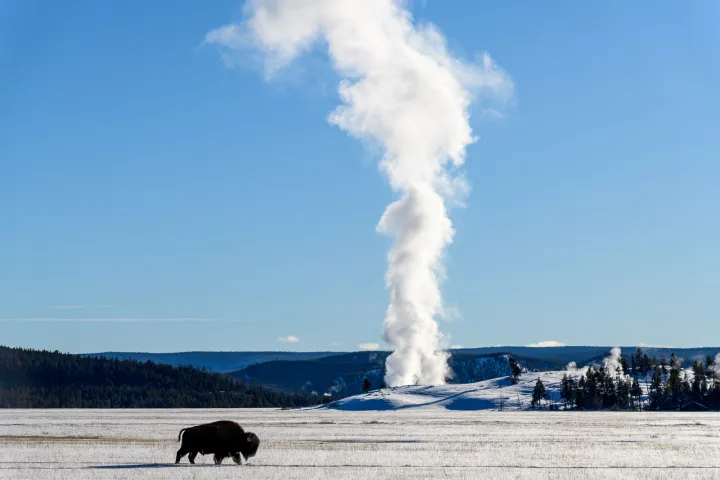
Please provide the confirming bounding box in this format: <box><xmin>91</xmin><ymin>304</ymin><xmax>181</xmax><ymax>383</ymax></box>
<box><xmin>175</xmin><ymin>447</ymin><xmax>189</xmax><ymax>464</ymax></box>
<box><xmin>232</xmin><ymin>453</ymin><xmax>242</xmax><ymax>465</ymax></box>
<box><xmin>188</xmin><ymin>451</ymin><xmax>198</xmax><ymax>464</ymax></box>
<box><xmin>213</xmin><ymin>453</ymin><xmax>225</xmax><ymax>465</ymax></box>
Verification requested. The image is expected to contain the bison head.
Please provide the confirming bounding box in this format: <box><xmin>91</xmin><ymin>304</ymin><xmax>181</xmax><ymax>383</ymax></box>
<box><xmin>234</xmin><ymin>432</ymin><xmax>260</xmax><ymax>463</ymax></box>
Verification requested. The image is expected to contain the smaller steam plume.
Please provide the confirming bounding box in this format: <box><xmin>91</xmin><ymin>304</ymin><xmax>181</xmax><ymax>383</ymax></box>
<box><xmin>603</xmin><ymin>347</ymin><xmax>623</xmax><ymax>375</ymax></box>
<box><xmin>565</xmin><ymin>360</ymin><xmax>591</xmax><ymax>377</ymax></box>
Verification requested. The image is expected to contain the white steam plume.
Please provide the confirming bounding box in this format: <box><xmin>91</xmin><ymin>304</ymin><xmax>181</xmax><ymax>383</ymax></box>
<box><xmin>565</xmin><ymin>360</ymin><xmax>590</xmax><ymax>378</ymax></box>
<box><xmin>206</xmin><ymin>0</ymin><xmax>511</xmax><ymax>386</ymax></box>
<box><xmin>603</xmin><ymin>347</ymin><xmax>623</xmax><ymax>375</ymax></box>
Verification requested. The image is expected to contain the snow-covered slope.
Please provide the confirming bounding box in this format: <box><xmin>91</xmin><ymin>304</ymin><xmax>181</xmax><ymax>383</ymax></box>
<box><xmin>325</xmin><ymin>371</ymin><xmax>563</xmax><ymax>411</ymax></box>
<box><xmin>325</xmin><ymin>369</ymin><xmax>653</xmax><ymax>411</ymax></box>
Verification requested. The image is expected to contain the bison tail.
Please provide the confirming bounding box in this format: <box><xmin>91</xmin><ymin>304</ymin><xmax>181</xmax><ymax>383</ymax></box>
<box><xmin>178</xmin><ymin>428</ymin><xmax>186</xmax><ymax>442</ymax></box>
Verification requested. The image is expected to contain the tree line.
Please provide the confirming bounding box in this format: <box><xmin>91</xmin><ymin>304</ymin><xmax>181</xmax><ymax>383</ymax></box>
<box><xmin>0</xmin><ymin>346</ymin><xmax>327</xmax><ymax>408</ymax></box>
<box><xmin>530</xmin><ymin>348</ymin><xmax>720</xmax><ymax>411</ymax></box>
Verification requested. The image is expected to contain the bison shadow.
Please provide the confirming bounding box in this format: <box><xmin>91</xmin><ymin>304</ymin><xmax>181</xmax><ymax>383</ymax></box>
<box><xmin>89</xmin><ymin>463</ymin><xmax>239</xmax><ymax>470</ymax></box>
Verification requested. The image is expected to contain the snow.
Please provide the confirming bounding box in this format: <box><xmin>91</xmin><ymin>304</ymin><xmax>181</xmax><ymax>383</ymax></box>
<box><xmin>327</xmin><ymin>371</ymin><xmax>585</xmax><ymax>411</ymax></box>
<box><xmin>327</xmin><ymin>365</ymin><xmax>706</xmax><ymax>412</ymax></box>
<box><xmin>2</xmin><ymin>408</ymin><xmax>720</xmax><ymax>479</ymax></box>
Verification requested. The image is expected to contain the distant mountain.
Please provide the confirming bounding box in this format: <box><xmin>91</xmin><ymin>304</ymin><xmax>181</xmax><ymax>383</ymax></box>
<box><xmin>85</xmin><ymin>347</ymin><xmax>720</xmax><ymax>376</ymax></box>
<box><xmin>229</xmin><ymin>351</ymin><xmax>566</xmax><ymax>398</ymax></box>
<box><xmin>83</xmin><ymin>351</ymin><xmax>337</xmax><ymax>373</ymax></box>
<box><xmin>454</xmin><ymin>346</ymin><xmax>612</xmax><ymax>364</ymax></box>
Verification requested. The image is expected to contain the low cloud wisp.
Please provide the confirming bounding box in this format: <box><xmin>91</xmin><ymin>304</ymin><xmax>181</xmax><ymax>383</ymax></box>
<box><xmin>526</xmin><ymin>341</ymin><xmax>566</xmax><ymax>348</ymax></box>
<box><xmin>277</xmin><ymin>335</ymin><xmax>301</xmax><ymax>343</ymax></box>
<box><xmin>359</xmin><ymin>343</ymin><xmax>380</xmax><ymax>351</ymax></box>
<box><xmin>0</xmin><ymin>318</ymin><xmax>222</xmax><ymax>323</ymax></box>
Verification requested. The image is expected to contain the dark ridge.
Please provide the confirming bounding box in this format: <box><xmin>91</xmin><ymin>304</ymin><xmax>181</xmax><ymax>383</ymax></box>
<box><xmin>0</xmin><ymin>345</ymin><xmax>324</xmax><ymax>408</ymax></box>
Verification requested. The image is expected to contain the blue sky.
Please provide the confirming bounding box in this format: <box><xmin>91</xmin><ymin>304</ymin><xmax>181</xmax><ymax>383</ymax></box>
<box><xmin>2</xmin><ymin>1</ymin><xmax>718</xmax><ymax>353</ymax></box>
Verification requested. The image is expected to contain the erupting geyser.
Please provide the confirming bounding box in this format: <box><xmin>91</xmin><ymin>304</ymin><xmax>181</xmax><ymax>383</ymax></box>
<box><xmin>206</xmin><ymin>0</ymin><xmax>511</xmax><ymax>386</ymax></box>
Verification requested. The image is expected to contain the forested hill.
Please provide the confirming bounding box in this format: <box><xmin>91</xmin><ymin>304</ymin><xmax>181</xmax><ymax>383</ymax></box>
<box><xmin>84</xmin><ymin>351</ymin><xmax>337</xmax><ymax>373</ymax></box>
<box><xmin>230</xmin><ymin>351</ymin><xmax>565</xmax><ymax>398</ymax></box>
<box><xmin>0</xmin><ymin>346</ymin><xmax>324</xmax><ymax>408</ymax></box>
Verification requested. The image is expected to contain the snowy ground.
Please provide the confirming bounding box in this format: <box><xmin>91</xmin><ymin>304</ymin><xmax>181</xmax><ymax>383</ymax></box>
<box><xmin>2</xmin><ymin>408</ymin><xmax>720</xmax><ymax>479</ymax></box>
<box><xmin>329</xmin><ymin>370</ymin><xmax>650</xmax><ymax>411</ymax></box>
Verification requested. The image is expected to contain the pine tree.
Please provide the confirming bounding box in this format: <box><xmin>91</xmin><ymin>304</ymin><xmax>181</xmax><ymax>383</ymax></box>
<box><xmin>362</xmin><ymin>378</ymin><xmax>372</xmax><ymax>393</ymax></box>
<box><xmin>711</xmin><ymin>382</ymin><xmax>720</xmax><ymax>410</ymax></box>
<box><xmin>569</xmin><ymin>377</ymin><xmax>578</xmax><ymax>408</ymax></box>
<box><xmin>531</xmin><ymin>378</ymin><xmax>547</xmax><ymax>409</ymax></box>
<box><xmin>560</xmin><ymin>374</ymin><xmax>576</xmax><ymax>409</ymax></box>
<box><xmin>575</xmin><ymin>377</ymin><xmax>586</xmax><ymax>409</ymax></box>
<box><xmin>667</xmin><ymin>357</ymin><xmax>682</xmax><ymax>409</ymax></box>
<box><xmin>705</xmin><ymin>355</ymin><xmax>715</xmax><ymax>385</ymax></box>
<box><xmin>680</xmin><ymin>373</ymin><xmax>691</xmax><ymax>409</ymax></box>
<box><xmin>630</xmin><ymin>377</ymin><xmax>643</xmax><ymax>409</ymax></box>
<box><xmin>692</xmin><ymin>361</ymin><xmax>704</xmax><ymax>403</ymax></box>
<box><xmin>620</xmin><ymin>356</ymin><xmax>630</xmax><ymax>376</ymax></box>
<box><xmin>509</xmin><ymin>357</ymin><xmax>522</xmax><ymax>384</ymax></box>
<box><xmin>670</xmin><ymin>353</ymin><xmax>682</xmax><ymax>370</ymax></box>
<box><xmin>560</xmin><ymin>374</ymin><xmax>569</xmax><ymax>407</ymax></box>
<box><xmin>639</xmin><ymin>353</ymin><xmax>648</xmax><ymax>375</ymax></box>
<box><xmin>603</xmin><ymin>372</ymin><xmax>618</xmax><ymax>409</ymax></box>
<box><xmin>634</xmin><ymin>347</ymin><xmax>644</xmax><ymax>373</ymax></box>
<box><xmin>584</xmin><ymin>367</ymin><xmax>601</xmax><ymax>409</ymax></box>
<box><xmin>701</xmin><ymin>376</ymin><xmax>709</xmax><ymax>407</ymax></box>
<box><xmin>617</xmin><ymin>376</ymin><xmax>631</xmax><ymax>410</ymax></box>
<box><xmin>649</xmin><ymin>367</ymin><xmax>664</xmax><ymax>410</ymax></box>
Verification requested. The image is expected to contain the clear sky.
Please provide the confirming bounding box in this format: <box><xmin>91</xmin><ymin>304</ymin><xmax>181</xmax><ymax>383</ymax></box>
<box><xmin>2</xmin><ymin>1</ymin><xmax>718</xmax><ymax>353</ymax></box>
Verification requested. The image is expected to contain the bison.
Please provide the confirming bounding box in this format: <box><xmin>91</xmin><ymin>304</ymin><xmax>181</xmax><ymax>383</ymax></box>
<box><xmin>175</xmin><ymin>420</ymin><xmax>260</xmax><ymax>465</ymax></box>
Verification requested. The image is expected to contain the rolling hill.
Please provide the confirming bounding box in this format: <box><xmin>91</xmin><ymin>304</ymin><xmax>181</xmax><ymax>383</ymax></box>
<box><xmin>229</xmin><ymin>351</ymin><xmax>566</xmax><ymax>397</ymax></box>
<box><xmin>85</xmin><ymin>346</ymin><xmax>720</xmax><ymax>375</ymax></box>
<box><xmin>82</xmin><ymin>350</ymin><xmax>336</xmax><ymax>373</ymax></box>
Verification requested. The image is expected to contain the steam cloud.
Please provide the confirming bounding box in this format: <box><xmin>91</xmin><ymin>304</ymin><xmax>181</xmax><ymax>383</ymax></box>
<box><xmin>603</xmin><ymin>347</ymin><xmax>623</xmax><ymax>374</ymax></box>
<box><xmin>206</xmin><ymin>0</ymin><xmax>511</xmax><ymax>386</ymax></box>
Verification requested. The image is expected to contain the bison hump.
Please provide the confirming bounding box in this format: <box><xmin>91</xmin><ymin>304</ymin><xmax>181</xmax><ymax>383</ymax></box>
<box><xmin>204</xmin><ymin>420</ymin><xmax>244</xmax><ymax>431</ymax></box>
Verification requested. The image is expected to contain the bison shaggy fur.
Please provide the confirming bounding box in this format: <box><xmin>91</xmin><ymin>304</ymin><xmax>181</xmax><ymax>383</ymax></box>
<box><xmin>175</xmin><ymin>420</ymin><xmax>260</xmax><ymax>465</ymax></box>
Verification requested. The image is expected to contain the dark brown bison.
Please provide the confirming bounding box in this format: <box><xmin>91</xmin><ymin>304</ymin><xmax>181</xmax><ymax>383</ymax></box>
<box><xmin>175</xmin><ymin>420</ymin><xmax>260</xmax><ymax>465</ymax></box>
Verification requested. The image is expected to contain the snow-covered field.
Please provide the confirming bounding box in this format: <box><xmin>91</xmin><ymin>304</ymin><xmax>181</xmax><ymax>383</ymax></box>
<box><xmin>2</xmin><ymin>408</ymin><xmax>720</xmax><ymax>479</ymax></box>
